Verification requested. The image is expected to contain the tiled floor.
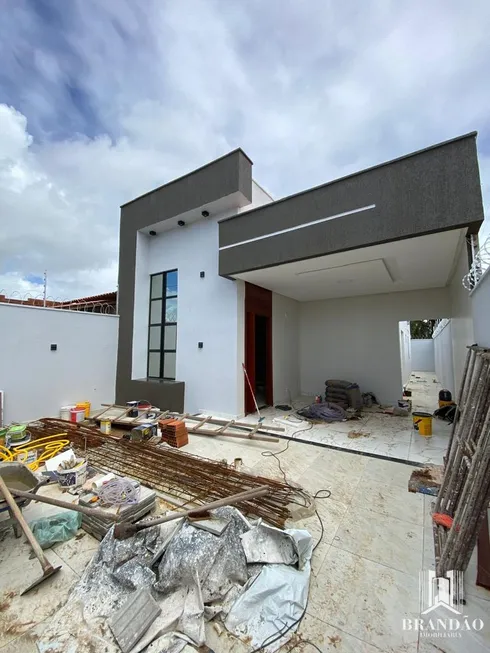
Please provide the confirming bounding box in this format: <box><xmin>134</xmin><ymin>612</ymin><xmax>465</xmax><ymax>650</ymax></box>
<box><xmin>243</xmin><ymin>371</ymin><xmax>452</xmax><ymax>465</ymax></box>
<box><xmin>1</xmin><ymin>433</ymin><xmax>488</xmax><ymax>652</ymax></box>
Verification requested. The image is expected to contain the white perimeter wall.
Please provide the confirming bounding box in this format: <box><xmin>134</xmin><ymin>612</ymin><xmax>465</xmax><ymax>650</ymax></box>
<box><xmin>272</xmin><ymin>292</ymin><xmax>300</xmax><ymax>405</ymax></box>
<box><xmin>0</xmin><ymin>304</ymin><xmax>118</xmax><ymax>424</ymax></box>
<box><xmin>471</xmin><ymin>269</ymin><xmax>490</xmax><ymax>348</ymax></box>
<box><xmin>433</xmin><ymin>320</ymin><xmax>455</xmax><ymax>394</ymax></box>
<box><xmin>449</xmin><ymin>241</ymin><xmax>475</xmax><ymax>393</ymax></box>
<box><xmin>399</xmin><ymin>321</ymin><xmax>412</xmax><ymax>385</ymax></box>
<box><xmin>299</xmin><ymin>288</ymin><xmax>451</xmax><ymax>405</ymax></box>
<box><xmin>411</xmin><ymin>339</ymin><xmax>435</xmax><ymax>372</ymax></box>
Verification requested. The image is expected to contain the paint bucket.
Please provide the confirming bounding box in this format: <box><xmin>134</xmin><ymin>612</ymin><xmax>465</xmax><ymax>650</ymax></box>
<box><xmin>70</xmin><ymin>408</ymin><xmax>85</xmax><ymax>423</ymax></box>
<box><xmin>76</xmin><ymin>401</ymin><xmax>91</xmax><ymax>418</ymax></box>
<box><xmin>413</xmin><ymin>411</ymin><xmax>433</xmax><ymax>437</ymax></box>
<box><xmin>60</xmin><ymin>406</ymin><xmax>74</xmax><ymax>420</ymax></box>
<box><xmin>126</xmin><ymin>401</ymin><xmax>138</xmax><ymax>418</ymax></box>
<box><xmin>100</xmin><ymin>419</ymin><xmax>111</xmax><ymax>435</ymax></box>
<box><xmin>57</xmin><ymin>459</ymin><xmax>87</xmax><ymax>488</ymax></box>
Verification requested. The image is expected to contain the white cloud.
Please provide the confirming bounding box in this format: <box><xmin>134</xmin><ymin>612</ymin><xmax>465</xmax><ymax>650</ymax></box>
<box><xmin>0</xmin><ymin>0</ymin><xmax>489</xmax><ymax>298</ymax></box>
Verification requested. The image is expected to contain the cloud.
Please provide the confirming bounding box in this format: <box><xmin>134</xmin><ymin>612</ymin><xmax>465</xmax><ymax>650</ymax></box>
<box><xmin>0</xmin><ymin>0</ymin><xmax>489</xmax><ymax>298</ymax></box>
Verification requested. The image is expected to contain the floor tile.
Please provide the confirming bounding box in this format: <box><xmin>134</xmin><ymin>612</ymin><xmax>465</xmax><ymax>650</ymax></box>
<box><xmin>417</xmin><ymin>593</ymin><xmax>490</xmax><ymax>652</ymax></box>
<box><xmin>0</xmin><ymin>620</ymin><xmax>47</xmax><ymax>653</ymax></box>
<box><xmin>308</xmin><ymin>547</ymin><xmax>420</xmax><ymax>651</ymax></box>
<box><xmin>333</xmin><ymin>506</ymin><xmax>423</xmax><ymax>576</ymax></box>
<box><xmin>361</xmin><ymin>457</ymin><xmax>415</xmax><ymax>489</ymax></box>
<box><xmin>0</xmin><ymin>549</ymin><xmax>78</xmax><ymax>648</ymax></box>
<box><xmin>297</xmin><ymin>450</ymin><xmax>367</xmax><ymax>505</ymax></box>
<box><xmin>351</xmin><ymin>476</ymin><xmax>424</xmax><ymax>526</ymax></box>
<box><xmin>373</xmin><ymin>440</ymin><xmax>410</xmax><ymax>461</ymax></box>
<box><xmin>286</xmin><ymin>611</ymin><xmax>383</xmax><ymax>652</ymax></box>
<box><xmin>422</xmin><ymin>527</ymin><xmax>436</xmax><ymax>572</ymax></box>
<box><xmin>52</xmin><ymin>529</ymin><xmax>99</xmax><ymax>576</ymax></box>
<box><xmin>292</xmin><ymin>499</ymin><xmax>348</xmax><ymax>573</ymax></box>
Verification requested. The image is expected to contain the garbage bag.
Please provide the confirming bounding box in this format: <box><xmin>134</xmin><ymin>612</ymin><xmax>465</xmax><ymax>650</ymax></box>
<box><xmin>29</xmin><ymin>511</ymin><xmax>82</xmax><ymax>549</ymax></box>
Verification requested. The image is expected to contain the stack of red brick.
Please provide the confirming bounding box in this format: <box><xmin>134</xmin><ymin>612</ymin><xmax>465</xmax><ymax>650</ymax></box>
<box><xmin>158</xmin><ymin>419</ymin><xmax>189</xmax><ymax>448</ymax></box>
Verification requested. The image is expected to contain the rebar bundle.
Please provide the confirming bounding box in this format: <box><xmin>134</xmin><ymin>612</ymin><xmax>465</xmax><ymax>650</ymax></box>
<box><xmin>30</xmin><ymin>419</ymin><xmax>310</xmax><ymax>528</ymax></box>
<box><xmin>434</xmin><ymin>345</ymin><xmax>490</xmax><ymax>576</ymax></box>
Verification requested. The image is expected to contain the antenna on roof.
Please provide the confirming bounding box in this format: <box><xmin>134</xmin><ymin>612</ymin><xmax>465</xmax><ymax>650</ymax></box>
<box><xmin>43</xmin><ymin>270</ymin><xmax>47</xmax><ymax>307</ymax></box>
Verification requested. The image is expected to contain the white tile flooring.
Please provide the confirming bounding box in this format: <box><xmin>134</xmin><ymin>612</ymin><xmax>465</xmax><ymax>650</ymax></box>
<box><xmin>1</xmin><ymin>420</ymin><xmax>488</xmax><ymax>652</ymax></box>
<box><xmin>244</xmin><ymin>372</ymin><xmax>452</xmax><ymax>465</ymax></box>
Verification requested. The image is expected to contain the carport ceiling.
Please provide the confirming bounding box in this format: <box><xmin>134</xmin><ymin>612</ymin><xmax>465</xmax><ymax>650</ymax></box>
<box><xmin>234</xmin><ymin>229</ymin><xmax>466</xmax><ymax>301</ymax></box>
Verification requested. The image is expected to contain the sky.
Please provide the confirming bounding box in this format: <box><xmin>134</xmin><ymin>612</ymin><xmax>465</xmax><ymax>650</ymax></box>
<box><xmin>1</xmin><ymin>0</ymin><xmax>489</xmax><ymax>300</ymax></box>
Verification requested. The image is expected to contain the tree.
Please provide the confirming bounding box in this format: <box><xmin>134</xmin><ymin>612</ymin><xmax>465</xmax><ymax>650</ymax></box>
<box><xmin>410</xmin><ymin>319</ymin><xmax>436</xmax><ymax>339</ymax></box>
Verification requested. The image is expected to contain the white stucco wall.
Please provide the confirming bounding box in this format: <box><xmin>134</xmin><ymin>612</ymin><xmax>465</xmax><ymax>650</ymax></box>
<box><xmin>272</xmin><ymin>292</ymin><xmax>300</xmax><ymax>405</ymax></box>
<box><xmin>433</xmin><ymin>319</ymin><xmax>455</xmax><ymax>394</ymax></box>
<box><xmin>471</xmin><ymin>269</ymin><xmax>490</xmax><ymax>348</ymax></box>
<box><xmin>238</xmin><ymin>180</ymin><xmax>274</xmax><ymax>213</ymax></box>
<box><xmin>449</xmin><ymin>242</ymin><xmax>474</xmax><ymax>394</ymax></box>
<box><xmin>144</xmin><ymin>212</ymin><xmax>244</xmax><ymax>417</ymax></box>
<box><xmin>299</xmin><ymin>288</ymin><xmax>451</xmax><ymax>405</ymax></box>
<box><xmin>411</xmin><ymin>339</ymin><xmax>435</xmax><ymax>372</ymax></box>
<box><xmin>399</xmin><ymin>321</ymin><xmax>412</xmax><ymax>386</ymax></box>
<box><xmin>0</xmin><ymin>304</ymin><xmax>118</xmax><ymax>424</ymax></box>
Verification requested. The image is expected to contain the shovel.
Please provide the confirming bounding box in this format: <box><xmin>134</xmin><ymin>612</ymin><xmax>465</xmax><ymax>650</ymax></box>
<box><xmin>0</xmin><ymin>475</ymin><xmax>62</xmax><ymax>595</ymax></box>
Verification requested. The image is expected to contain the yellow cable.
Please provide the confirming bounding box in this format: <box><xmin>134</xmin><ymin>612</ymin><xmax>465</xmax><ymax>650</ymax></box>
<box><xmin>0</xmin><ymin>445</ymin><xmax>13</xmax><ymax>462</ymax></box>
<box><xmin>12</xmin><ymin>433</ymin><xmax>70</xmax><ymax>471</ymax></box>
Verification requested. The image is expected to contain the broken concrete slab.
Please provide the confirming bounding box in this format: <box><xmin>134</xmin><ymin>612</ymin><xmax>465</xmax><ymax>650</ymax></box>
<box><xmin>109</xmin><ymin>588</ymin><xmax>161</xmax><ymax>653</ymax></box>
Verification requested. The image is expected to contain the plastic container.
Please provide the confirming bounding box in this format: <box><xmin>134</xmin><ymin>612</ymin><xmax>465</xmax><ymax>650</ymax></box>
<box><xmin>76</xmin><ymin>402</ymin><xmax>91</xmax><ymax>418</ymax></box>
<box><xmin>60</xmin><ymin>406</ymin><xmax>74</xmax><ymax>420</ymax></box>
<box><xmin>413</xmin><ymin>411</ymin><xmax>433</xmax><ymax>437</ymax></box>
<box><xmin>70</xmin><ymin>408</ymin><xmax>85</xmax><ymax>423</ymax></box>
<box><xmin>100</xmin><ymin>419</ymin><xmax>111</xmax><ymax>435</ymax></box>
<box><xmin>57</xmin><ymin>459</ymin><xmax>87</xmax><ymax>488</ymax></box>
<box><xmin>126</xmin><ymin>401</ymin><xmax>138</xmax><ymax>418</ymax></box>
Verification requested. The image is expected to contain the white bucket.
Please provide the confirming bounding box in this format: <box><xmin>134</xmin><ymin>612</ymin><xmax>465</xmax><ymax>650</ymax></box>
<box><xmin>70</xmin><ymin>408</ymin><xmax>85</xmax><ymax>423</ymax></box>
<box><xmin>60</xmin><ymin>405</ymin><xmax>74</xmax><ymax>420</ymax></box>
<box><xmin>57</xmin><ymin>459</ymin><xmax>87</xmax><ymax>488</ymax></box>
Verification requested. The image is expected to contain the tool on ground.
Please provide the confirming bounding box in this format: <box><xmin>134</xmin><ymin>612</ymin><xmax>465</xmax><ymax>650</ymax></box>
<box><xmin>6</xmin><ymin>486</ymin><xmax>120</xmax><ymax>522</ymax></box>
<box><xmin>242</xmin><ymin>363</ymin><xmax>264</xmax><ymax>423</ymax></box>
<box><xmin>114</xmin><ymin>485</ymin><xmax>269</xmax><ymax>540</ymax></box>
<box><xmin>0</xmin><ymin>475</ymin><xmax>62</xmax><ymax>594</ymax></box>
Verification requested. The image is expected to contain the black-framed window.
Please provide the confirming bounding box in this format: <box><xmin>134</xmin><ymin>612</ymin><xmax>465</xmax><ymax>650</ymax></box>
<box><xmin>147</xmin><ymin>270</ymin><xmax>178</xmax><ymax>380</ymax></box>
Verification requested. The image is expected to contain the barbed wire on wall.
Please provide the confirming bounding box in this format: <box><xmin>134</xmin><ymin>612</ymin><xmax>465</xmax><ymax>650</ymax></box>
<box><xmin>0</xmin><ymin>290</ymin><xmax>117</xmax><ymax>314</ymax></box>
<box><xmin>462</xmin><ymin>234</ymin><xmax>490</xmax><ymax>292</ymax></box>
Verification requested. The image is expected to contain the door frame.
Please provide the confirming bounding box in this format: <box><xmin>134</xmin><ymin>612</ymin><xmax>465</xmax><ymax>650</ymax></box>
<box><xmin>244</xmin><ymin>282</ymin><xmax>273</xmax><ymax>414</ymax></box>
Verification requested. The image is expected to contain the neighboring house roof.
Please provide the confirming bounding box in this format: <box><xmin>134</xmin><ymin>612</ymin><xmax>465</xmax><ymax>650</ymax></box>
<box><xmin>59</xmin><ymin>291</ymin><xmax>117</xmax><ymax>305</ymax></box>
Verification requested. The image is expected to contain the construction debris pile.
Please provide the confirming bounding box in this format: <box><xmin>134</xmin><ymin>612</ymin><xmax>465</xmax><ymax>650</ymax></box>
<box><xmin>38</xmin><ymin>507</ymin><xmax>312</xmax><ymax>653</ymax></box>
<box><xmin>29</xmin><ymin>419</ymin><xmax>311</xmax><ymax>528</ymax></box>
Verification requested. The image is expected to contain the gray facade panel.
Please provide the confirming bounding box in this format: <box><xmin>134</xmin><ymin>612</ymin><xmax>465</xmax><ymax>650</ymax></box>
<box><xmin>219</xmin><ymin>135</ymin><xmax>484</xmax><ymax>275</ymax></box>
<box><xmin>117</xmin><ymin>378</ymin><xmax>185</xmax><ymax>412</ymax></box>
<box><xmin>116</xmin><ymin>149</ymin><xmax>252</xmax><ymax>409</ymax></box>
<box><xmin>122</xmin><ymin>149</ymin><xmax>252</xmax><ymax>229</ymax></box>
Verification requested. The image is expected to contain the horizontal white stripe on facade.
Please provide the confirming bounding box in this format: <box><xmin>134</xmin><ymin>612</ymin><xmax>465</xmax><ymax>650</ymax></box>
<box><xmin>219</xmin><ymin>204</ymin><xmax>376</xmax><ymax>251</ymax></box>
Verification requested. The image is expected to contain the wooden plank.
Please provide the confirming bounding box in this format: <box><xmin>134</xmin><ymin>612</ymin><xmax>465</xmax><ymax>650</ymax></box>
<box><xmin>91</xmin><ymin>404</ymin><xmax>115</xmax><ymax>420</ymax></box>
<box><xmin>187</xmin><ymin>426</ymin><xmax>278</xmax><ymax>443</ymax></box>
<box><xmin>179</xmin><ymin>413</ymin><xmax>285</xmax><ymax>433</ymax></box>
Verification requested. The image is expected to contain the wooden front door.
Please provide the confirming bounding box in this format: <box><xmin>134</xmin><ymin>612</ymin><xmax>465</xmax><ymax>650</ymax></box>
<box><xmin>244</xmin><ymin>282</ymin><xmax>273</xmax><ymax>414</ymax></box>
